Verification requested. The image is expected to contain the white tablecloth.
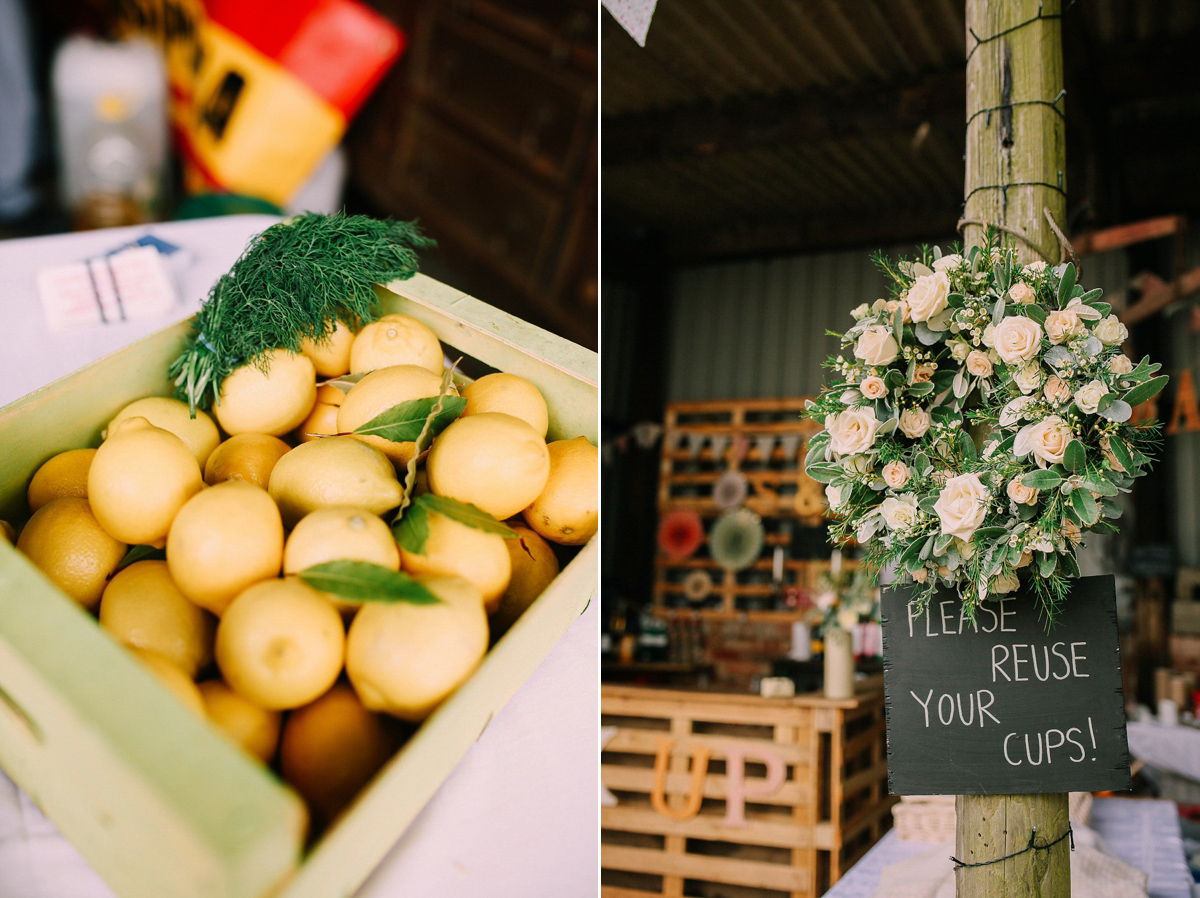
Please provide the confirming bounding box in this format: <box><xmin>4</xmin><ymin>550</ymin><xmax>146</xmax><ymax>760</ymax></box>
<box><xmin>825</xmin><ymin>798</ymin><xmax>1194</xmax><ymax>898</ymax></box>
<box><xmin>0</xmin><ymin>217</ymin><xmax>598</xmax><ymax>897</ymax></box>
<box><xmin>1127</xmin><ymin>721</ymin><xmax>1200</xmax><ymax>783</ymax></box>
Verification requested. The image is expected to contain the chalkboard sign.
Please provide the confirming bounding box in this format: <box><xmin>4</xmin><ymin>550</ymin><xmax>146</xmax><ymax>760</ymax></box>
<box><xmin>881</xmin><ymin>574</ymin><xmax>1130</xmax><ymax>795</ymax></box>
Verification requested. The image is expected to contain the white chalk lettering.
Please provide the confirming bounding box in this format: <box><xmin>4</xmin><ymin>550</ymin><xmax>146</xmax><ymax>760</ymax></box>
<box><xmin>1012</xmin><ymin>643</ymin><xmax>1029</xmax><ymax>682</ymax></box>
<box><xmin>992</xmin><ymin>644</ymin><xmax>1011</xmax><ymax>682</ymax></box>
<box><xmin>977</xmin><ymin>689</ymin><xmax>1000</xmax><ymax>726</ymax></box>
<box><xmin>911</xmin><ymin>689</ymin><xmax>934</xmax><ymax>726</ymax></box>
<box><xmin>977</xmin><ymin>602</ymin><xmax>999</xmax><ymax>633</ymax></box>
<box><xmin>999</xmin><ymin>599</ymin><xmax>1016</xmax><ymax>632</ymax></box>
<box><xmin>939</xmin><ymin>600</ymin><xmax>956</xmax><ymax>634</ymax></box>
<box><xmin>1004</xmin><ymin>732</ymin><xmax>1022</xmax><ymax>766</ymax></box>
<box><xmin>1070</xmin><ymin>642</ymin><xmax>1089</xmax><ymax>677</ymax></box>
<box><xmin>1051</xmin><ymin>642</ymin><xmax>1072</xmax><ymax>680</ymax></box>
<box><xmin>938</xmin><ymin>693</ymin><xmax>954</xmax><ymax>725</ymax></box>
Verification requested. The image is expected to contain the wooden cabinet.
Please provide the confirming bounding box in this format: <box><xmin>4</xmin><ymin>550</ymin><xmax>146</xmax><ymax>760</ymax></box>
<box><xmin>348</xmin><ymin>0</ymin><xmax>597</xmax><ymax>348</ymax></box>
<box><xmin>654</xmin><ymin>398</ymin><xmax>844</xmax><ymax>619</ymax></box>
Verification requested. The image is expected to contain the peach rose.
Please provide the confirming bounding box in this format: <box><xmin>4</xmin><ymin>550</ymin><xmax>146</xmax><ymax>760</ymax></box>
<box><xmin>882</xmin><ymin>460</ymin><xmax>910</xmax><ymax>488</ymax></box>
<box><xmin>1044</xmin><ymin>308</ymin><xmax>1085</xmax><ymax>344</ymax></box>
<box><xmin>1006</xmin><ymin>478</ymin><xmax>1039</xmax><ymax>506</ymax></box>
<box><xmin>966</xmin><ymin>350</ymin><xmax>994</xmax><ymax>378</ymax></box>
<box><xmin>1043</xmin><ymin>375</ymin><xmax>1072</xmax><ymax>404</ymax></box>
<box><xmin>898</xmin><ymin>407</ymin><xmax>931</xmax><ymax>439</ymax></box>
<box><xmin>1109</xmin><ymin>354</ymin><xmax>1133</xmax><ymax>376</ymax></box>
<box><xmin>1014</xmin><ymin>416</ymin><xmax>1072</xmax><ymax>468</ymax></box>
<box><xmin>1008</xmin><ymin>282</ymin><xmax>1036</xmax><ymax>304</ymax></box>
<box><xmin>860</xmin><ymin>375</ymin><xmax>887</xmax><ymax>400</ymax></box>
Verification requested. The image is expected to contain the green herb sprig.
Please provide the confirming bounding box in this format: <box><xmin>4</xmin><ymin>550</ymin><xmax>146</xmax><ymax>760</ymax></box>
<box><xmin>170</xmin><ymin>213</ymin><xmax>435</xmax><ymax>414</ymax></box>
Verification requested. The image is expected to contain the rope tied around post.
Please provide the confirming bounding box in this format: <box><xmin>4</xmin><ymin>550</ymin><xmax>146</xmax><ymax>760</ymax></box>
<box><xmin>950</xmin><ymin>824</ymin><xmax>1074</xmax><ymax>869</ymax></box>
<box><xmin>964</xmin><ymin>0</ymin><xmax>1076</xmax><ymax>64</ymax></box>
<box><xmin>956</xmin><ymin>207</ymin><xmax>1081</xmax><ymax>275</ymax></box>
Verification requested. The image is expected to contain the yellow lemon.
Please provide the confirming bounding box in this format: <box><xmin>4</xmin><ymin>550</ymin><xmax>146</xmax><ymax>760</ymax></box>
<box><xmin>131</xmin><ymin>648</ymin><xmax>206</xmax><ymax>716</ymax></box>
<box><xmin>88</xmin><ymin>416</ymin><xmax>203</xmax><ymax>547</ymax></box>
<box><xmin>27</xmin><ymin>448</ymin><xmax>96</xmax><ymax>511</ymax></box>
<box><xmin>99</xmin><ymin>560</ymin><xmax>215</xmax><ymax>677</ymax></box>
<box><xmin>216</xmin><ymin>578</ymin><xmax>345</xmax><ymax>710</ymax></box>
<box><xmin>299</xmin><ymin>320</ymin><xmax>356</xmax><ymax>378</ymax></box>
<box><xmin>283</xmin><ymin>506</ymin><xmax>400</xmax><ymax>574</ymax></box>
<box><xmin>107</xmin><ymin>397</ymin><xmax>220</xmax><ymax>467</ymax></box>
<box><xmin>522</xmin><ymin>436</ymin><xmax>598</xmax><ymax>546</ymax></box>
<box><xmin>426</xmin><ymin>413</ymin><xmax>550</xmax><ymax>520</ymax></box>
<box><xmin>349</xmin><ymin>313</ymin><xmax>443</xmax><ymax>375</ymax></box>
<box><xmin>491</xmin><ymin>524</ymin><xmax>560</xmax><ymax>636</ymax></box>
<box><xmin>268</xmin><ymin>436</ymin><xmax>404</xmax><ymax>528</ymax></box>
<box><xmin>279</xmin><ymin>683</ymin><xmax>398</xmax><ymax>827</ymax></box>
<box><xmin>167</xmin><ymin>481</ymin><xmax>284</xmax><ymax>616</ymax></box>
<box><xmin>399</xmin><ymin>511</ymin><xmax>510</xmax><ymax>613</ymax></box>
<box><xmin>204</xmin><ymin>433</ymin><xmax>291</xmax><ymax>489</ymax></box>
<box><xmin>16</xmin><ymin>497</ymin><xmax>126</xmax><ymax>610</ymax></box>
<box><xmin>198</xmin><ymin>679</ymin><xmax>281</xmax><ymax>764</ymax></box>
<box><xmin>295</xmin><ymin>384</ymin><xmax>345</xmax><ymax>444</ymax></box>
<box><xmin>336</xmin><ymin>365</ymin><xmax>449</xmax><ymax>471</ymax></box>
<box><xmin>213</xmin><ymin>349</ymin><xmax>317</xmax><ymax>437</ymax></box>
<box><xmin>345</xmin><ymin>574</ymin><xmax>488</xmax><ymax>721</ymax></box>
<box><xmin>461</xmin><ymin>373</ymin><xmax>549</xmax><ymax>437</ymax></box>
<box><xmin>1</xmin><ymin>520</ymin><xmax>14</xmax><ymax>544</ymax></box>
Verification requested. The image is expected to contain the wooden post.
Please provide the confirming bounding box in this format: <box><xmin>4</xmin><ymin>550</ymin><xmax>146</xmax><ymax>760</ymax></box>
<box><xmin>958</xmin><ymin>1</ymin><xmax>1071</xmax><ymax>896</ymax></box>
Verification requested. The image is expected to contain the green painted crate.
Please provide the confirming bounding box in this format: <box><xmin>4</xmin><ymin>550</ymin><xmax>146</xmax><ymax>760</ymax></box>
<box><xmin>0</xmin><ymin>274</ymin><xmax>598</xmax><ymax>897</ymax></box>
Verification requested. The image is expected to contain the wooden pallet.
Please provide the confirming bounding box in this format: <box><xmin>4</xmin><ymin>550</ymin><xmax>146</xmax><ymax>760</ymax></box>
<box><xmin>601</xmin><ymin>681</ymin><xmax>896</xmax><ymax>898</ymax></box>
<box><xmin>655</xmin><ymin>399</ymin><xmax>840</xmax><ymax>619</ymax></box>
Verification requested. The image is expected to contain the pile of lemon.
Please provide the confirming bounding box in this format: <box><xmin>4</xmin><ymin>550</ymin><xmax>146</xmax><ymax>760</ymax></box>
<box><xmin>1</xmin><ymin>312</ymin><xmax>597</xmax><ymax>831</ymax></box>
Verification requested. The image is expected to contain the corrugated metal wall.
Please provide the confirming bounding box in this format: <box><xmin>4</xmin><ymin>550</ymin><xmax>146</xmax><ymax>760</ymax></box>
<box><xmin>665</xmin><ymin>248</ymin><xmax>900</xmax><ymax>401</ymax></box>
<box><xmin>665</xmin><ymin>244</ymin><xmax>1134</xmax><ymax>402</ymax></box>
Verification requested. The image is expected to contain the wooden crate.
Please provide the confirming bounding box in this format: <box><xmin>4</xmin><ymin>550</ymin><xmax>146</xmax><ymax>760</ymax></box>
<box><xmin>0</xmin><ymin>273</ymin><xmax>597</xmax><ymax>898</ymax></box>
<box><xmin>601</xmin><ymin>681</ymin><xmax>895</xmax><ymax>898</ymax></box>
<box><xmin>654</xmin><ymin>399</ymin><xmax>843</xmax><ymax>620</ymax></box>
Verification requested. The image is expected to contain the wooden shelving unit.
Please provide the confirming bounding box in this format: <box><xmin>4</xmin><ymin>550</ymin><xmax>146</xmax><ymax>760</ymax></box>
<box><xmin>653</xmin><ymin>398</ymin><xmax>845</xmax><ymax>619</ymax></box>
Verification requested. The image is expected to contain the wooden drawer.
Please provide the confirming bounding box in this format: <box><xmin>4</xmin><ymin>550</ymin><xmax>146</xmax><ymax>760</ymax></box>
<box><xmin>0</xmin><ymin>274</ymin><xmax>597</xmax><ymax>897</ymax></box>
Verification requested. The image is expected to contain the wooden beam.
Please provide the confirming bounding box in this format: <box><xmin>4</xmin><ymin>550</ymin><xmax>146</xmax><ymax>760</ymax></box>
<box><xmin>1071</xmin><ymin>215</ymin><xmax>1186</xmax><ymax>257</ymax></box>
<box><xmin>602</xmin><ymin>70</ymin><xmax>965</xmax><ymax>168</ymax></box>
<box><xmin>1119</xmin><ymin>265</ymin><xmax>1200</xmax><ymax>326</ymax></box>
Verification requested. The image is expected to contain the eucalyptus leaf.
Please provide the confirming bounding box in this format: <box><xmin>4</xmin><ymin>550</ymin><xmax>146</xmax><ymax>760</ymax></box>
<box><xmin>298</xmin><ymin>561</ymin><xmax>440</xmax><ymax>604</ymax></box>
<box><xmin>1063</xmin><ymin>440</ymin><xmax>1087</xmax><ymax>473</ymax></box>
<box><xmin>1098</xmin><ymin>400</ymin><xmax>1132</xmax><ymax>423</ymax></box>
<box><xmin>353</xmin><ymin>395</ymin><xmax>466</xmax><ymax>442</ymax></box>
<box><xmin>1121</xmin><ymin>375</ymin><xmax>1169</xmax><ymax>409</ymax></box>
<box><xmin>1099</xmin><ymin>497</ymin><xmax>1124</xmax><ymax>519</ymax></box>
<box><xmin>1024</xmin><ymin>304</ymin><xmax>1048</xmax><ymax>325</ymax></box>
<box><xmin>1037</xmin><ymin>552</ymin><xmax>1057</xmax><ymax>578</ymax></box>
<box><xmin>1044</xmin><ymin>346</ymin><xmax>1073</xmax><ymax>369</ymax></box>
<box><xmin>908</xmin><ymin>381</ymin><xmax>935</xmax><ymax>397</ymax></box>
<box><xmin>915</xmin><ymin>323</ymin><xmax>941</xmax><ymax>346</ymax></box>
<box><xmin>991</xmin><ymin>296</ymin><xmax>1006</xmax><ymax>327</ymax></box>
<box><xmin>933</xmin><ymin>532</ymin><xmax>955</xmax><ymax>556</ymax></box>
<box><xmin>1020</xmin><ymin>469</ymin><xmax>1063</xmax><ymax>490</ymax></box>
<box><xmin>956</xmin><ymin>428</ymin><xmax>977</xmax><ymax>462</ymax></box>
<box><xmin>1057</xmin><ymin>262</ymin><xmax>1077</xmax><ymax>308</ymax></box>
<box><xmin>1077</xmin><ymin>288</ymin><xmax>1104</xmax><ymax>305</ymax></box>
<box><xmin>1108</xmin><ymin>436</ymin><xmax>1135</xmax><ymax>472</ymax></box>
<box><xmin>1071</xmin><ymin>489</ymin><xmax>1099</xmax><ymax>526</ymax></box>
<box><xmin>1080</xmin><ymin>479</ymin><xmax>1119</xmax><ymax>497</ymax></box>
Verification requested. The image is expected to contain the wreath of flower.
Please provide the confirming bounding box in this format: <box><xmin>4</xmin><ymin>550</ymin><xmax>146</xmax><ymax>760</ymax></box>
<box><xmin>804</xmin><ymin>231</ymin><xmax>1167</xmax><ymax>624</ymax></box>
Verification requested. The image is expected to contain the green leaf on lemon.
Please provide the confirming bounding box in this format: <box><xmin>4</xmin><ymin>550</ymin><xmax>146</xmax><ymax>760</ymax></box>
<box><xmin>393</xmin><ymin>500</ymin><xmax>430</xmax><ymax>553</ymax></box>
<box><xmin>298</xmin><ymin>560</ymin><xmax>440</xmax><ymax>604</ymax></box>
<box><xmin>395</xmin><ymin>360</ymin><xmax>463</xmax><ymax>519</ymax></box>
<box><xmin>420</xmin><ymin>494</ymin><xmax>517</xmax><ymax>537</ymax></box>
<box><xmin>111</xmin><ymin>544</ymin><xmax>166</xmax><ymax>577</ymax></box>
<box><xmin>353</xmin><ymin>395</ymin><xmax>466</xmax><ymax>442</ymax></box>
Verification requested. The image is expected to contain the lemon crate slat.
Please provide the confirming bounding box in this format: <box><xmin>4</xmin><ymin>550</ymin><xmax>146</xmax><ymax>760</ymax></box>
<box><xmin>600</xmin><ymin>681</ymin><xmax>895</xmax><ymax>898</ymax></box>
<box><xmin>0</xmin><ymin>273</ymin><xmax>597</xmax><ymax>898</ymax></box>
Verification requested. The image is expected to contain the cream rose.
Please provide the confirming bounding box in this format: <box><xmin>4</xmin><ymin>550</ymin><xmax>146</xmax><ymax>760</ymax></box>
<box><xmin>898</xmin><ymin>407</ymin><xmax>931</xmax><ymax>439</ymax></box>
<box><xmin>885</xmin><ymin>299</ymin><xmax>911</xmax><ymax>322</ymax></box>
<box><xmin>999</xmin><ymin>395</ymin><xmax>1035</xmax><ymax>427</ymax></box>
<box><xmin>1014</xmin><ymin>416</ymin><xmax>1072</xmax><ymax>467</ymax></box>
<box><xmin>1008</xmin><ymin>282</ymin><xmax>1036</xmax><ymax>304</ymax></box>
<box><xmin>933</xmin><ymin>473</ymin><xmax>990</xmax><ymax>541</ymax></box>
<box><xmin>882</xmin><ymin>460</ymin><xmax>910</xmax><ymax>489</ymax></box>
<box><xmin>1044</xmin><ymin>308</ymin><xmax>1084</xmax><ymax>344</ymax></box>
<box><xmin>1094</xmin><ymin>314</ymin><xmax>1128</xmax><ymax>346</ymax></box>
<box><xmin>992</xmin><ymin>316</ymin><xmax>1044</xmax><ymax>365</ymax></box>
<box><xmin>1006</xmin><ymin>478</ymin><xmax>1039</xmax><ymax>506</ymax></box>
<box><xmin>932</xmin><ymin>253</ymin><xmax>963</xmax><ymax>272</ymax></box>
<box><xmin>1074</xmin><ymin>379</ymin><xmax>1108</xmax><ymax>415</ymax></box>
<box><xmin>1109</xmin><ymin>354</ymin><xmax>1133</xmax><ymax>376</ymax></box>
<box><xmin>911</xmin><ymin>567</ymin><xmax>928</xmax><ymax>583</ymax></box>
<box><xmin>1012</xmin><ymin>362</ymin><xmax>1045</xmax><ymax>394</ymax></box>
<box><xmin>949</xmin><ymin>338</ymin><xmax>971</xmax><ymax>362</ymax></box>
<box><xmin>853</xmin><ymin>325</ymin><xmax>900</xmax><ymax>366</ymax></box>
<box><xmin>906</xmin><ymin>271</ymin><xmax>951</xmax><ymax>323</ymax></box>
<box><xmin>837</xmin><ymin>609</ymin><xmax>861</xmax><ymax>630</ymax></box>
<box><xmin>825</xmin><ymin>482</ymin><xmax>849</xmax><ymax>510</ymax></box>
<box><xmin>826</xmin><ymin>407</ymin><xmax>882</xmax><ymax>457</ymax></box>
<box><xmin>1043</xmin><ymin>375</ymin><xmax>1072</xmax><ymax>404</ymax></box>
<box><xmin>966</xmin><ymin>350</ymin><xmax>994</xmax><ymax>378</ymax></box>
<box><xmin>1024</xmin><ymin>260</ymin><xmax>1047</xmax><ymax>275</ymax></box>
<box><xmin>851</xmin><ymin>302</ymin><xmax>871</xmax><ymax>320</ymax></box>
<box><xmin>881</xmin><ymin>495</ymin><xmax>920</xmax><ymax>532</ymax></box>
<box><xmin>860</xmin><ymin>375</ymin><xmax>887</xmax><ymax>400</ymax></box>
<box><xmin>991</xmin><ymin>570</ymin><xmax>1020</xmax><ymax>595</ymax></box>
